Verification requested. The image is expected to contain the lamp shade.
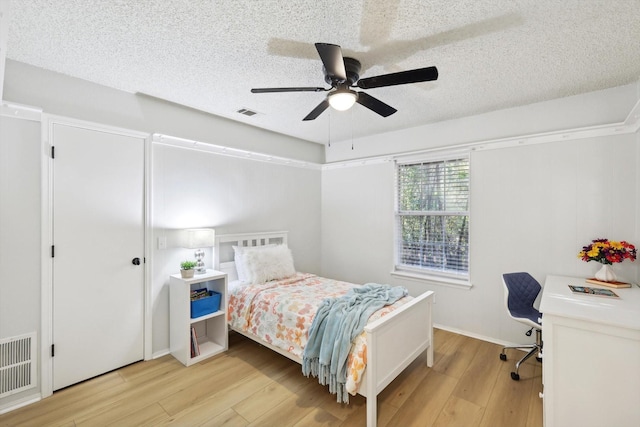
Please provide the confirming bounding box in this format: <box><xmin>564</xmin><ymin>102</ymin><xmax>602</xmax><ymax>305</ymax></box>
<box><xmin>180</xmin><ymin>228</ymin><xmax>215</xmax><ymax>249</ymax></box>
<box><xmin>328</xmin><ymin>90</ymin><xmax>357</xmax><ymax>111</ymax></box>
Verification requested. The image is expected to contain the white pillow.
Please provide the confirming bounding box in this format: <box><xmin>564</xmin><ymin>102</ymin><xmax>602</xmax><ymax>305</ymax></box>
<box><xmin>243</xmin><ymin>244</ymin><xmax>295</xmax><ymax>284</ymax></box>
<box><xmin>232</xmin><ymin>245</ymin><xmax>249</xmax><ymax>282</ymax></box>
<box><xmin>233</xmin><ymin>244</ymin><xmax>276</xmax><ymax>282</ymax></box>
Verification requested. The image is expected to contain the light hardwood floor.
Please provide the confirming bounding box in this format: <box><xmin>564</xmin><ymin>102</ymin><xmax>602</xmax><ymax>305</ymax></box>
<box><xmin>0</xmin><ymin>329</ymin><xmax>542</xmax><ymax>426</ymax></box>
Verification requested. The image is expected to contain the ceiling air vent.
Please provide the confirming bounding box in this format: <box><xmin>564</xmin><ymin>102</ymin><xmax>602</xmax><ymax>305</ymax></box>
<box><xmin>237</xmin><ymin>108</ymin><xmax>259</xmax><ymax>117</ymax></box>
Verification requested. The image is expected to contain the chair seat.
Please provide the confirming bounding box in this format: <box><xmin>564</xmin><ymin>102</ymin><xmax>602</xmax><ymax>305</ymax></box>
<box><xmin>510</xmin><ymin>307</ymin><xmax>542</xmax><ymax>327</ymax></box>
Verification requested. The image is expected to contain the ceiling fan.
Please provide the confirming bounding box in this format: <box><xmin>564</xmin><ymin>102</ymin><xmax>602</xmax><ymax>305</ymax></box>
<box><xmin>251</xmin><ymin>43</ymin><xmax>438</xmax><ymax>121</ymax></box>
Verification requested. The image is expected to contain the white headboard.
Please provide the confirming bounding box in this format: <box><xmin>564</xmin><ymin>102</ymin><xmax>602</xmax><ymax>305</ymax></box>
<box><xmin>214</xmin><ymin>231</ymin><xmax>288</xmax><ymax>281</ymax></box>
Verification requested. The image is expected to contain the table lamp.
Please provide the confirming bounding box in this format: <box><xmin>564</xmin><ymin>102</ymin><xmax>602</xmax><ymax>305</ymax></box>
<box><xmin>181</xmin><ymin>228</ymin><xmax>215</xmax><ymax>274</ymax></box>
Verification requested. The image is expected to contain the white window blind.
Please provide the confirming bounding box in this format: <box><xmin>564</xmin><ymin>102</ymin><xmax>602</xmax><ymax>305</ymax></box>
<box><xmin>395</xmin><ymin>157</ymin><xmax>469</xmax><ymax>277</ymax></box>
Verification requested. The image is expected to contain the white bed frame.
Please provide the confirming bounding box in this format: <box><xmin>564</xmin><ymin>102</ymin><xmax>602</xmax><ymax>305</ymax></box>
<box><xmin>215</xmin><ymin>231</ymin><xmax>434</xmax><ymax>427</ymax></box>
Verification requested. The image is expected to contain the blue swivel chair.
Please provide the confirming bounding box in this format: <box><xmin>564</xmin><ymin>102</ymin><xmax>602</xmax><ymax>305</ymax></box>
<box><xmin>499</xmin><ymin>272</ymin><xmax>543</xmax><ymax>380</ymax></box>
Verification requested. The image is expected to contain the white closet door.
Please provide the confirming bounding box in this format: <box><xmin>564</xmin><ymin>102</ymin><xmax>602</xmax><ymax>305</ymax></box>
<box><xmin>52</xmin><ymin>124</ymin><xmax>144</xmax><ymax>391</ymax></box>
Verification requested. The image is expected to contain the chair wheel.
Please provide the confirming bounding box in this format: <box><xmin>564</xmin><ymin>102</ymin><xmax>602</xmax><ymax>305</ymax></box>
<box><xmin>536</xmin><ymin>356</ymin><xmax>542</xmax><ymax>363</ymax></box>
<box><xmin>499</xmin><ymin>353</ymin><xmax>507</xmax><ymax>361</ymax></box>
<box><xmin>511</xmin><ymin>372</ymin><xmax>520</xmax><ymax>381</ymax></box>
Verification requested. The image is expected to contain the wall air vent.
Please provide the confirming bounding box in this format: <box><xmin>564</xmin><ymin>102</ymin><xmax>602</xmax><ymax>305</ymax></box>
<box><xmin>0</xmin><ymin>333</ymin><xmax>37</xmax><ymax>398</ymax></box>
<box><xmin>237</xmin><ymin>108</ymin><xmax>259</xmax><ymax>117</ymax></box>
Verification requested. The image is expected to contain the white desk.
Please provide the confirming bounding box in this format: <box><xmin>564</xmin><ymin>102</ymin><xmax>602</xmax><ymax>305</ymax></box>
<box><xmin>540</xmin><ymin>275</ymin><xmax>640</xmax><ymax>427</ymax></box>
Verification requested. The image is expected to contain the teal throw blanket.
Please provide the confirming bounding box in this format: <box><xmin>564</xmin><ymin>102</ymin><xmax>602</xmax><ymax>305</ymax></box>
<box><xmin>302</xmin><ymin>283</ymin><xmax>408</xmax><ymax>403</ymax></box>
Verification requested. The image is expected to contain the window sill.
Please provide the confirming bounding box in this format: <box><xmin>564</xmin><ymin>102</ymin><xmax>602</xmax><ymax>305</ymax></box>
<box><xmin>390</xmin><ymin>270</ymin><xmax>472</xmax><ymax>289</ymax></box>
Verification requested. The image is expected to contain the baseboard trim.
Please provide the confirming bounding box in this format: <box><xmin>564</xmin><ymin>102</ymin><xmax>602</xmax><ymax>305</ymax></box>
<box><xmin>0</xmin><ymin>393</ymin><xmax>41</xmax><ymax>415</ymax></box>
<box><xmin>434</xmin><ymin>323</ymin><xmax>529</xmax><ymax>350</ymax></box>
<box><xmin>152</xmin><ymin>348</ymin><xmax>170</xmax><ymax>359</ymax></box>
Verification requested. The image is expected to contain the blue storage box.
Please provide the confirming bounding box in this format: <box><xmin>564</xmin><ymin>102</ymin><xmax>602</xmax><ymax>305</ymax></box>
<box><xmin>190</xmin><ymin>290</ymin><xmax>221</xmax><ymax>318</ymax></box>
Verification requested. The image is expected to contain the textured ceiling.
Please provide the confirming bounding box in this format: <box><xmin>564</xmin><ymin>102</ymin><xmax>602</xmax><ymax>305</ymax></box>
<box><xmin>5</xmin><ymin>0</ymin><xmax>640</xmax><ymax>145</ymax></box>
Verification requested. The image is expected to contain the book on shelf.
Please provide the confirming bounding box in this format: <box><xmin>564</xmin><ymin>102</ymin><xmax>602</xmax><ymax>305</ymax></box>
<box><xmin>568</xmin><ymin>285</ymin><xmax>619</xmax><ymax>298</ymax></box>
<box><xmin>191</xmin><ymin>326</ymin><xmax>200</xmax><ymax>357</ymax></box>
<box><xmin>190</xmin><ymin>327</ymin><xmax>195</xmax><ymax>357</ymax></box>
<box><xmin>191</xmin><ymin>288</ymin><xmax>210</xmax><ymax>301</ymax></box>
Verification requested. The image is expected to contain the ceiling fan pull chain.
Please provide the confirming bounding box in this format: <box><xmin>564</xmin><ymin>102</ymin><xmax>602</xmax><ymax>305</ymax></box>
<box><xmin>328</xmin><ymin>110</ymin><xmax>331</xmax><ymax>148</ymax></box>
<box><xmin>351</xmin><ymin>109</ymin><xmax>354</xmax><ymax>150</ymax></box>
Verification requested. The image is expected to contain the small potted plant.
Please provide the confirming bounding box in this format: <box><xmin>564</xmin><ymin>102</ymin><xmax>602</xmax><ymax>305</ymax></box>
<box><xmin>180</xmin><ymin>260</ymin><xmax>197</xmax><ymax>279</ymax></box>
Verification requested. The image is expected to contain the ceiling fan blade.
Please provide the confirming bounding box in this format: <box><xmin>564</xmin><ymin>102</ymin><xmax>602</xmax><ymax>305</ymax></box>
<box><xmin>251</xmin><ymin>87</ymin><xmax>327</xmax><ymax>93</ymax></box>
<box><xmin>315</xmin><ymin>43</ymin><xmax>347</xmax><ymax>82</ymax></box>
<box><xmin>357</xmin><ymin>66</ymin><xmax>438</xmax><ymax>89</ymax></box>
<box><xmin>302</xmin><ymin>99</ymin><xmax>330</xmax><ymax>121</ymax></box>
<box><xmin>356</xmin><ymin>92</ymin><xmax>397</xmax><ymax>117</ymax></box>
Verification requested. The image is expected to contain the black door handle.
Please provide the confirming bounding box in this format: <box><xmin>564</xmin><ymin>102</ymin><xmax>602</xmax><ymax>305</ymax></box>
<box><xmin>132</xmin><ymin>257</ymin><xmax>141</xmax><ymax>265</ymax></box>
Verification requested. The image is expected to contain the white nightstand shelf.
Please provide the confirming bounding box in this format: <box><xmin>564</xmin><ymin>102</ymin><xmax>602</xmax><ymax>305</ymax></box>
<box><xmin>170</xmin><ymin>269</ymin><xmax>228</xmax><ymax>366</ymax></box>
<box><xmin>191</xmin><ymin>309</ymin><xmax>224</xmax><ymax>323</ymax></box>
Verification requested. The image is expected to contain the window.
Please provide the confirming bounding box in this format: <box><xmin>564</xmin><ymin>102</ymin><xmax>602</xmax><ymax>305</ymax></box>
<box><xmin>395</xmin><ymin>157</ymin><xmax>469</xmax><ymax>279</ymax></box>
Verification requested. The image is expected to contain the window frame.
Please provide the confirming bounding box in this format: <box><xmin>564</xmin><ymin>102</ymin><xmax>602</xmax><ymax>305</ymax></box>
<box><xmin>392</xmin><ymin>153</ymin><xmax>471</xmax><ymax>288</ymax></box>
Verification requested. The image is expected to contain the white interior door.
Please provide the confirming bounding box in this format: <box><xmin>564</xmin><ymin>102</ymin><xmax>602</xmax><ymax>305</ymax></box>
<box><xmin>52</xmin><ymin>123</ymin><xmax>145</xmax><ymax>390</ymax></box>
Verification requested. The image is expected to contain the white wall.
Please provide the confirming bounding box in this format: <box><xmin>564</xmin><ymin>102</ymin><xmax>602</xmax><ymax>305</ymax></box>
<box><xmin>471</xmin><ymin>134</ymin><xmax>638</xmax><ymax>342</ymax></box>
<box><xmin>321</xmin><ymin>85</ymin><xmax>640</xmax><ymax>345</ymax></box>
<box><xmin>3</xmin><ymin>60</ymin><xmax>324</xmax><ymax>164</ymax></box>
<box><xmin>325</xmin><ymin>83</ymin><xmax>638</xmax><ymax>163</ymax></box>
<box><xmin>150</xmin><ymin>144</ymin><xmax>321</xmax><ymax>355</ymax></box>
<box><xmin>0</xmin><ymin>115</ymin><xmax>41</xmax><ymax>336</ymax></box>
<box><xmin>0</xmin><ymin>115</ymin><xmax>41</xmax><ymax>408</ymax></box>
<box><xmin>321</xmin><ymin>161</ymin><xmax>395</xmax><ymax>284</ymax></box>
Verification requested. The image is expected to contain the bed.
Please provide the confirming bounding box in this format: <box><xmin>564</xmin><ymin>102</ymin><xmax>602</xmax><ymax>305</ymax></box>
<box><xmin>214</xmin><ymin>231</ymin><xmax>434</xmax><ymax>427</ymax></box>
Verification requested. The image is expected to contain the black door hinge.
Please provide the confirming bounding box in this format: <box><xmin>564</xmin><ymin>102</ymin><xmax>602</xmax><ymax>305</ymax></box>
<box><xmin>51</xmin><ymin>245</ymin><xmax>55</xmax><ymax>258</ymax></box>
<box><xmin>51</xmin><ymin>146</ymin><xmax>55</xmax><ymax>159</ymax></box>
<box><xmin>51</xmin><ymin>344</ymin><xmax>55</xmax><ymax>357</ymax></box>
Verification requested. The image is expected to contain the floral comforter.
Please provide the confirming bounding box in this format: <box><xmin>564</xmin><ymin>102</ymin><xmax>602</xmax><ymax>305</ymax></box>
<box><xmin>227</xmin><ymin>273</ymin><xmax>409</xmax><ymax>396</ymax></box>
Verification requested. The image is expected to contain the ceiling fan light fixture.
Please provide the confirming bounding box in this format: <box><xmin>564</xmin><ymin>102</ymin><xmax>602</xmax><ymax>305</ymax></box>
<box><xmin>251</xmin><ymin>42</ymin><xmax>438</xmax><ymax>120</ymax></box>
<box><xmin>328</xmin><ymin>89</ymin><xmax>358</xmax><ymax>111</ymax></box>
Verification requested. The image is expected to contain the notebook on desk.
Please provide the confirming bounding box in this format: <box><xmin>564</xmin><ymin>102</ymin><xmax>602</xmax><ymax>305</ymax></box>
<box><xmin>585</xmin><ymin>278</ymin><xmax>631</xmax><ymax>288</ymax></box>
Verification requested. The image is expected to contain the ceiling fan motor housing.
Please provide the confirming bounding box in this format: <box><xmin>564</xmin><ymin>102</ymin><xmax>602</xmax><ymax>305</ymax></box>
<box><xmin>324</xmin><ymin>57</ymin><xmax>361</xmax><ymax>87</ymax></box>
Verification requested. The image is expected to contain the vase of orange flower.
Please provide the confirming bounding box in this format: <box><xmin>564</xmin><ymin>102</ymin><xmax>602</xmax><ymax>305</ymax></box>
<box><xmin>578</xmin><ymin>239</ymin><xmax>637</xmax><ymax>282</ymax></box>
